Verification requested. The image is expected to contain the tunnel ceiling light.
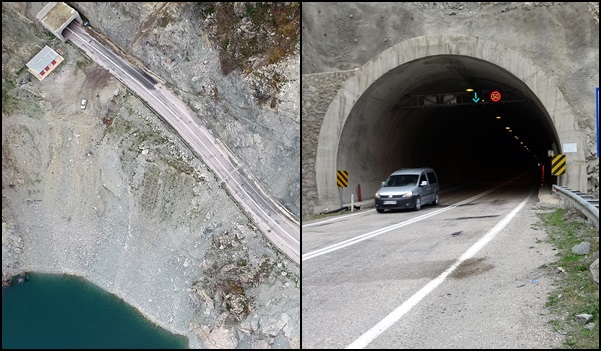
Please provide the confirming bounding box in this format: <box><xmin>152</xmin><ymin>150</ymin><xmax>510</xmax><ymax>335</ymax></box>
<box><xmin>466</xmin><ymin>88</ymin><xmax>474</xmax><ymax>92</ymax></box>
<box><xmin>505</xmin><ymin>126</ymin><xmax>511</xmax><ymax>129</ymax></box>
<box><xmin>514</xmin><ymin>136</ymin><xmax>519</xmax><ymax>139</ymax></box>
<box><xmin>520</xmin><ymin>141</ymin><xmax>524</xmax><ymax>144</ymax></box>
<box><xmin>508</xmin><ymin>129</ymin><xmax>512</xmax><ymax>132</ymax></box>
<box><xmin>496</xmin><ymin>116</ymin><xmax>502</xmax><ymax>119</ymax></box>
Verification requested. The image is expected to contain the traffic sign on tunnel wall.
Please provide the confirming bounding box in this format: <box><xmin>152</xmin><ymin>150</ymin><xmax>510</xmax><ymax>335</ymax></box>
<box><xmin>551</xmin><ymin>154</ymin><xmax>566</xmax><ymax>175</ymax></box>
<box><xmin>490</xmin><ymin>91</ymin><xmax>502</xmax><ymax>102</ymax></box>
<box><xmin>337</xmin><ymin>170</ymin><xmax>348</xmax><ymax>187</ymax></box>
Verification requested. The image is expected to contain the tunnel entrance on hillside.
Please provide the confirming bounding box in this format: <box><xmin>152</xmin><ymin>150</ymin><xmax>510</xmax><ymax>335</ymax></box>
<box><xmin>36</xmin><ymin>2</ymin><xmax>83</xmax><ymax>41</ymax></box>
<box><xmin>336</xmin><ymin>55</ymin><xmax>560</xmax><ymax>204</ymax></box>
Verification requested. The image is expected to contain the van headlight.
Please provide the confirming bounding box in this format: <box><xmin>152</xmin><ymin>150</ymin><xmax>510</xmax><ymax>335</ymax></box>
<box><xmin>375</xmin><ymin>193</ymin><xmax>380</xmax><ymax>199</ymax></box>
<box><xmin>401</xmin><ymin>191</ymin><xmax>413</xmax><ymax>198</ymax></box>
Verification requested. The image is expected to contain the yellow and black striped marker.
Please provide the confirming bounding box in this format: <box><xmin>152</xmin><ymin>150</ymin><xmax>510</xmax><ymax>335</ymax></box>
<box><xmin>337</xmin><ymin>170</ymin><xmax>348</xmax><ymax>188</ymax></box>
<box><xmin>551</xmin><ymin>154</ymin><xmax>566</xmax><ymax>175</ymax></box>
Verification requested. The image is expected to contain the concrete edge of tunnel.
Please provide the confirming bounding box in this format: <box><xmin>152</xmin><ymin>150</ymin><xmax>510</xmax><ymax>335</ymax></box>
<box><xmin>537</xmin><ymin>185</ymin><xmax>561</xmax><ymax>206</ymax></box>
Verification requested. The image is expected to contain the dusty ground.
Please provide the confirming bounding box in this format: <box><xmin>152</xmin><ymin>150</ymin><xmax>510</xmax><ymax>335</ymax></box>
<box><xmin>2</xmin><ymin>2</ymin><xmax>299</xmax><ymax>348</ymax></box>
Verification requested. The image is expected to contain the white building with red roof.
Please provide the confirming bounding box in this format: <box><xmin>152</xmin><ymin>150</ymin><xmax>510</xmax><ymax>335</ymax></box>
<box><xmin>26</xmin><ymin>45</ymin><xmax>64</xmax><ymax>81</ymax></box>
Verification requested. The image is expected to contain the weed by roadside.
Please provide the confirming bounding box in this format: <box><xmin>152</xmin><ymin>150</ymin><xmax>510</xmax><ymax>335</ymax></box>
<box><xmin>537</xmin><ymin>208</ymin><xmax>599</xmax><ymax>349</ymax></box>
<box><xmin>2</xmin><ymin>77</ymin><xmax>18</xmax><ymax>114</ymax></box>
<box><xmin>303</xmin><ymin>207</ymin><xmax>366</xmax><ymax>223</ymax></box>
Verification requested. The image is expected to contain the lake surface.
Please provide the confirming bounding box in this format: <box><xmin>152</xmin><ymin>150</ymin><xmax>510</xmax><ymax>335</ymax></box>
<box><xmin>2</xmin><ymin>273</ymin><xmax>188</xmax><ymax>349</ymax></box>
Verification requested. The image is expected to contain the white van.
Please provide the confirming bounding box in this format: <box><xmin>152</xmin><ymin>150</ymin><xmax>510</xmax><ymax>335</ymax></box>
<box><xmin>374</xmin><ymin>167</ymin><xmax>439</xmax><ymax>212</ymax></box>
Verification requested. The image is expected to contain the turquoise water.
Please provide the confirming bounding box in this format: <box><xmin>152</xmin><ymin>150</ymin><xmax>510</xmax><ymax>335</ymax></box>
<box><xmin>2</xmin><ymin>273</ymin><xmax>188</xmax><ymax>349</ymax></box>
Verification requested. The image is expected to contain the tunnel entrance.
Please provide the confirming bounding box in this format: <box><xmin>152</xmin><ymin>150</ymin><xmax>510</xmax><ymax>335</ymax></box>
<box><xmin>337</xmin><ymin>55</ymin><xmax>559</xmax><ymax>204</ymax></box>
<box><xmin>36</xmin><ymin>2</ymin><xmax>83</xmax><ymax>41</ymax></box>
<box><xmin>313</xmin><ymin>35</ymin><xmax>585</xmax><ymax>213</ymax></box>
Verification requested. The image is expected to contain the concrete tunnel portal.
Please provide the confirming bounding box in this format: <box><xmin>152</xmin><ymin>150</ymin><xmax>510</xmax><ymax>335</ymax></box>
<box><xmin>315</xmin><ymin>35</ymin><xmax>584</xmax><ymax>211</ymax></box>
<box><xmin>338</xmin><ymin>55</ymin><xmax>558</xmax><ymax>203</ymax></box>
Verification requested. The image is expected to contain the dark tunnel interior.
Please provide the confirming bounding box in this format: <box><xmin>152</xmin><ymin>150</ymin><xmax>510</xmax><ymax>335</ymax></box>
<box><xmin>337</xmin><ymin>55</ymin><xmax>560</xmax><ymax>200</ymax></box>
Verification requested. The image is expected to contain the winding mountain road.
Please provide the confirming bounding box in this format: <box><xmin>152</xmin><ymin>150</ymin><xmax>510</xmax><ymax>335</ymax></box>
<box><xmin>63</xmin><ymin>23</ymin><xmax>300</xmax><ymax>265</ymax></box>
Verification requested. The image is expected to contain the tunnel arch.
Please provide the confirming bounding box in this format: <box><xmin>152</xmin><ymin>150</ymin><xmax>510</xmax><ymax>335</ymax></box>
<box><xmin>315</xmin><ymin>34</ymin><xmax>585</xmax><ymax>211</ymax></box>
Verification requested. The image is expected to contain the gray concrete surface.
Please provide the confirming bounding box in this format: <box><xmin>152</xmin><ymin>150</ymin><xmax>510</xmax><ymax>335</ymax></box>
<box><xmin>302</xmin><ymin>181</ymin><xmax>565</xmax><ymax>348</ymax></box>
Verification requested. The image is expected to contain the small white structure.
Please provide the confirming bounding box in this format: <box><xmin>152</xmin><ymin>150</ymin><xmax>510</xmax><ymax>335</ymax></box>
<box><xmin>26</xmin><ymin>45</ymin><xmax>64</xmax><ymax>81</ymax></box>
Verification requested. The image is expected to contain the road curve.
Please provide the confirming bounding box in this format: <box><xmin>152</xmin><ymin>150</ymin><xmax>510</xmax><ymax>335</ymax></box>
<box><xmin>63</xmin><ymin>23</ymin><xmax>300</xmax><ymax>265</ymax></box>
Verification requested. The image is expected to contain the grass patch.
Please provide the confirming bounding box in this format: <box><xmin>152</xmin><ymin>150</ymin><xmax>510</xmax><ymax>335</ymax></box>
<box><xmin>159</xmin><ymin>154</ymin><xmax>195</xmax><ymax>176</ymax></box>
<box><xmin>287</xmin><ymin>271</ymin><xmax>300</xmax><ymax>288</ymax></box>
<box><xmin>537</xmin><ymin>208</ymin><xmax>599</xmax><ymax>349</ymax></box>
<box><xmin>44</xmin><ymin>30</ymin><xmax>57</xmax><ymax>41</ymax></box>
<box><xmin>197</xmin><ymin>3</ymin><xmax>215</xmax><ymax>17</ymax></box>
<box><xmin>2</xmin><ymin>77</ymin><xmax>18</xmax><ymax>114</ymax></box>
<box><xmin>1</xmin><ymin>76</ymin><xmax>44</xmax><ymax>116</ymax></box>
<box><xmin>156</xmin><ymin>11</ymin><xmax>175</xmax><ymax>28</ymax></box>
<box><xmin>76</xmin><ymin>56</ymin><xmax>94</xmax><ymax>71</ymax></box>
<box><xmin>107</xmin><ymin>118</ymin><xmax>135</xmax><ymax>138</ymax></box>
<box><xmin>303</xmin><ymin>207</ymin><xmax>362</xmax><ymax>222</ymax></box>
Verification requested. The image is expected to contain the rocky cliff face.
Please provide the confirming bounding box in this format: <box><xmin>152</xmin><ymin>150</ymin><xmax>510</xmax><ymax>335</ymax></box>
<box><xmin>2</xmin><ymin>2</ymin><xmax>298</xmax><ymax>348</ymax></box>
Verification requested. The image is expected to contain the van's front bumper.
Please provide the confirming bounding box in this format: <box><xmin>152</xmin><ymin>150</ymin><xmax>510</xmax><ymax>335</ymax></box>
<box><xmin>374</xmin><ymin>196</ymin><xmax>417</xmax><ymax>210</ymax></box>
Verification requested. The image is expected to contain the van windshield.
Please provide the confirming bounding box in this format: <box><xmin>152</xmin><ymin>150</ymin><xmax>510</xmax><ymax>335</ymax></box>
<box><xmin>383</xmin><ymin>174</ymin><xmax>419</xmax><ymax>187</ymax></box>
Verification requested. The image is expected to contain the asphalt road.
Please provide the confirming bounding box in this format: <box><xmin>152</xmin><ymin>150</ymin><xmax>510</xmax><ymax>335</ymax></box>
<box><xmin>63</xmin><ymin>23</ymin><xmax>300</xmax><ymax>265</ymax></box>
<box><xmin>302</xmin><ymin>177</ymin><xmax>564</xmax><ymax>348</ymax></box>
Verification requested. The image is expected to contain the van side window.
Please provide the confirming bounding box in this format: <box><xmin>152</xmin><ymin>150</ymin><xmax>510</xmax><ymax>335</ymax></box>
<box><xmin>426</xmin><ymin>171</ymin><xmax>438</xmax><ymax>184</ymax></box>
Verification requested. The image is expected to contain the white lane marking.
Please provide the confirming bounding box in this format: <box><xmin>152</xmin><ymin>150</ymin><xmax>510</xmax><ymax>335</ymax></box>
<box><xmin>157</xmin><ymin>88</ymin><xmax>301</xmax><ymax>246</ymax></box>
<box><xmin>303</xmin><ymin>186</ymin><xmax>464</xmax><ymax>228</ymax></box>
<box><xmin>346</xmin><ymin>190</ymin><xmax>532</xmax><ymax>349</ymax></box>
<box><xmin>64</xmin><ymin>26</ymin><xmax>299</xmax><ymax>252</ymax></box>
<box><xmin>302</xmin><ymin>183</ymin><xmax>505</xmax><ymax>261</ymax></box>
<box><xmin>303</xmin><ymin>209</ymin><xmax>376</xmax><ymax>228</ymax></box>
<box><xmin>157</xmin><ymin>91</ymin><xmax>300</xmax><ymax>251</ymax></box>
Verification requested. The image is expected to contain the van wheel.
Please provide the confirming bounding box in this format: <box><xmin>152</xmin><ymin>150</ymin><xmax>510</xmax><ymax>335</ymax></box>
<box><xmin>431</xmin><ymin>193</ymin><xmax>439</xmax><ymax>206</ymax></box>
<box><xmin>376</xmin><ymin>209</ymin><xmax>384</xmax><ymax>213</ymax></box>
<box><xmin>414</xmin><ymin>196</ymin><xmax>421</xmax><ymax>211</ymax></box>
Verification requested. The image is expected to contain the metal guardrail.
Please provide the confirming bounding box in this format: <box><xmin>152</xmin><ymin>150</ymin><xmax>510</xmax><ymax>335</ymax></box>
<box><xmin>552</xmin><ymin>185</ymin><xmax>599</xmax><ymax>231</ymax></box>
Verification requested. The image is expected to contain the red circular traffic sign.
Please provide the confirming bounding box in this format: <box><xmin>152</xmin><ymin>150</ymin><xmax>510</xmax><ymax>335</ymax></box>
<box><xmin>490</xmin><ymin>91</ymin><xmax>502</xmax><ymax>102</ymax></box>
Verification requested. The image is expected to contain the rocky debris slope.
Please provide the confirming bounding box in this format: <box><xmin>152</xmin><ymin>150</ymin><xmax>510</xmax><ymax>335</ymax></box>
<box><xmin>72</xmin><ymin>2</ymin><xmax>300</xmax><ymax>218</ymax></box>
<box><xmin>2</xmin><ymin>220</ymin><xmax>24</xmax><ymax>287</ymax></box>
<box><xmin>2</xmin><ymin>2</ymin><xmax>299</xmax><ymax>348</ymax></box>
